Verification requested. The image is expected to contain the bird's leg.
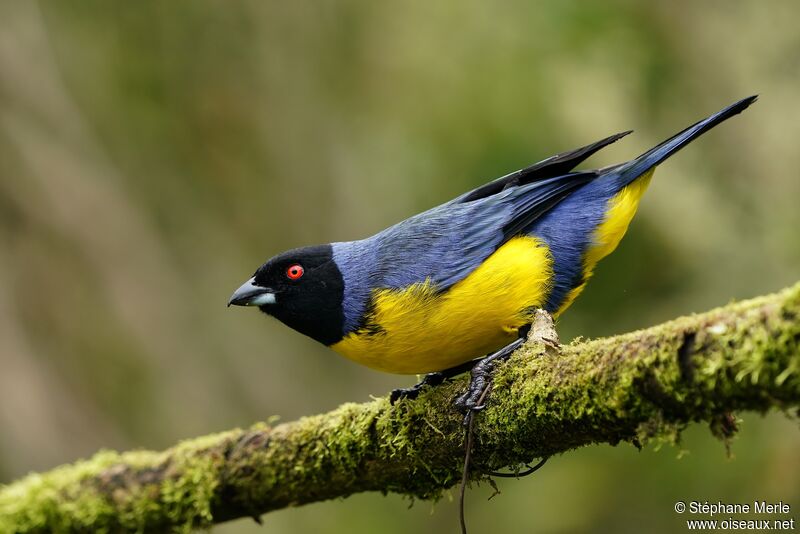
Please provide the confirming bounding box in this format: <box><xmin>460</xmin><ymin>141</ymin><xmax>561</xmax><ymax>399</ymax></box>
<box><xmin>390</xmin><ymin>359</ymin><xmax>479</xmax><ymax>404</ymax></box>
<box><xmin>454</xmin><ymin>309</ymin><xmax>559</xmax><ymax>419</ymax></box>
<box><xmin>389</xmin><ymin>373</ymin><xmax>445</xmax><ymax>404</ymax></box>
<box><xmin>453</xmin><ymin>337</ymin><xmax>526</xmax><ymax>416</ymax></box>
<box><xmin>457</xmin><ymin>310</ymin><xmax>558</xmax><ymax>532</ymax></box>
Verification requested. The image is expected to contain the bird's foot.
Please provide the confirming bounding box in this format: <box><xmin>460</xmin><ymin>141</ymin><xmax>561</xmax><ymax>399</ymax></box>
<box><xmin>389</xmin><ymin>372</ymin><xmax>446</xmax><ymax>404</ymax></box>
<box><xmin>390</xmin><ymin>359</ymin><xmax>480</xmax><ymax>405</ymax></box>
<box><xmin>457</xmin><ymin>311</ymin><xmax>558</xmax><ymax>533</ymax></box>
<box><xmin>453</xmin><ymin>337</ymin><xmax>526</xmax><ymax>421</ymax></box>
<box><xmin>454</xmin><ymin>310</ymin><xmax>559</xmax><ymax>422</ymax></box>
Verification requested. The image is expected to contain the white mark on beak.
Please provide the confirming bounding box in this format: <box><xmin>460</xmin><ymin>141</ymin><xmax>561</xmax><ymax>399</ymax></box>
<box><xmin>249</xmin><ymin>292</ymin><xmax>276</xmax><ymax>306</ymax></box>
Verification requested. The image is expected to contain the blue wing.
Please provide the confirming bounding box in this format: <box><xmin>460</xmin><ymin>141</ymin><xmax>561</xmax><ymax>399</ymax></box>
<box><xmin>333</xmin><ymin>97</ymin><xmax>757</xmax><ymax>334</ymax></box>
<box><xmin>371</xmin><ymin>171</ymin><xmax>598</xmax><ymax>291</ymax></box>
<box><xmin>451</xmin><ymin>131</ymin><xmax>630</xmax><ymax>204</ymax></box>
<box><xmin>368</xmin><ymin>130</ymin><xmax>634</xmax><ymax>291</ymax></box>
<box><xmin>332</xmin><ymin>132</ymin><xmax>627</xmax><ymax>333</ymax></box>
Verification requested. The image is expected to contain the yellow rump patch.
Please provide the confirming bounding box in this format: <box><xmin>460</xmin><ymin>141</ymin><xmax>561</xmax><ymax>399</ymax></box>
<box><xmin>331</xmin><ymin>236</ymin><xmax>553</xmax><ymax>374</ymax></box>
<box><xmin>555</xmin><ymin>169</ymin><xmax>654</xmax><ymax>316</ymax></box>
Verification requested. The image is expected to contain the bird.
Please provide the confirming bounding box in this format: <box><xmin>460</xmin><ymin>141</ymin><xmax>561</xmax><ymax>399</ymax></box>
<box><xmin>229</xmin><ymin>96</ymin><xmax>756</xmax><ymax>409</ymax></box>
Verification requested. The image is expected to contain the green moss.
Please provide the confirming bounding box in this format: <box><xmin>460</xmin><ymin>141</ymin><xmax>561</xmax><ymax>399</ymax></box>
<box><xmin>1</xmin><ymin>283</ymin><xmax>798</xmax><ymax>532</ymax></box>
<box><xmin>0</xmin><ymin>434</ymin><xmax>241</xmax><ymax>533</ymax></box>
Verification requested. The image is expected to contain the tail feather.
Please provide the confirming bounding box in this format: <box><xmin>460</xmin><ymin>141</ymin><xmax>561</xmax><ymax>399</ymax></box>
<box><xmin>619</xmin><ymin>95</ymin><xmax>757</xmax><ymax>182</ymax></box>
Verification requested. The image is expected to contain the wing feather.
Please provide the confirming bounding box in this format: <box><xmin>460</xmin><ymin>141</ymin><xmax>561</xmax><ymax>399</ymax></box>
<box><xmin>456</xmin><ymin>131</ymin><xmax>630</xmax><ymax>203</ymax></box>
<box><xmin>335</xmin><ymin>134</ymin><xmax>624</xmax><ymax>334</ymax></box>
<box><xmin>373</xmin><ymin>170</ymin><xmax>598</xmax><ymax>291</ymax></box>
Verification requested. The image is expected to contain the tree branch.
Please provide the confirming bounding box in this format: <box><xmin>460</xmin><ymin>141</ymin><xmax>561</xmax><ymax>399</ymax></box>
<box><xmin>2</xmin><ymin>283</ymin><xmax>799</xmax><ymax>533</ymax></box>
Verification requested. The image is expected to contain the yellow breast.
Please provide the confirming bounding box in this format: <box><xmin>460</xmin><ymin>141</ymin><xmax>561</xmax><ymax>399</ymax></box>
<box><xmin>331</xmin><ymin>236</ymin><xmax>553</xmax><ymax>374</ymax></box>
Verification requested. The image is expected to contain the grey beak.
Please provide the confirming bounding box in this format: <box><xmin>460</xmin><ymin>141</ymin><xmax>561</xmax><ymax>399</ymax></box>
<box><xmin>228</xmin><ymin>277</ymin><xmax>276</xmax><ymax>307</ymax></box>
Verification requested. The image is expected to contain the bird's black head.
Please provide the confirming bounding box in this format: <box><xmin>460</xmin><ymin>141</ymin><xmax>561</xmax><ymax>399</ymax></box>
<box><xmin>228</xmin><ymin>244</ymin><xmax>345</xmax><ymax>346</ymax></box>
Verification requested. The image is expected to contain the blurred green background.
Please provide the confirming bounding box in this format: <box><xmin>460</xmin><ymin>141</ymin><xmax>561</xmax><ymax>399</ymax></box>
<box><xmin>1</xmin><ymin>1</ymin><xmax>798</xmax><ymax>532</ymax></box>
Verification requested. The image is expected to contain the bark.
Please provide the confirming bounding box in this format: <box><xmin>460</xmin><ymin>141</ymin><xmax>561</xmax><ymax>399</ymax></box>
<box><xmin>2</xmin><ymin>282</ymin><xmax>799</xmax><ymax>533</ymax></box>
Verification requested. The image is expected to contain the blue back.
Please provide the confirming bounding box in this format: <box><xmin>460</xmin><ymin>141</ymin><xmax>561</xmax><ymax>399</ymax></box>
<box><xmin>332</xmin><ymin>96</ymin><xmax>757</xmax><ymax>334</ymax></box>
<box><xmin>332</xmin><ymin>173</ymin><xmax>607</xmax><ymax>333</ymax></box>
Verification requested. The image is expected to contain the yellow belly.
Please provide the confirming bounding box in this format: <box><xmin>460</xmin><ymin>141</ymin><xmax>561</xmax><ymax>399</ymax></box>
<box><xmin>331</xmin><ymin>236</ymin><xmax>553</xmax><ymax>374</ymax></box>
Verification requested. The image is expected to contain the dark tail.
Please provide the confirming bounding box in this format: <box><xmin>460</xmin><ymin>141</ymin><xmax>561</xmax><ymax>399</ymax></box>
<box><xmin>618</xmin><ymin>95</ymin><xmax>757</xmax><ymax>182</ymax></box>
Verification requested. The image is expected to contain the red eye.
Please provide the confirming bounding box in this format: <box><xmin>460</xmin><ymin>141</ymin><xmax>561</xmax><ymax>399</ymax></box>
<box><xmin>286</xmin><ymin>264</ymin><xmax>304</xmax><ymax>280</ymax></box>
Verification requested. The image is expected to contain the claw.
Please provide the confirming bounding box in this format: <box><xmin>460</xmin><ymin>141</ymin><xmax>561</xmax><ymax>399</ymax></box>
<box><xmin>390</xmin><ymin>371</ymin><xmax>447</xmax><ymax>405</ymax></box>
<box><xmin>389</xmin><ymin>388</ymin><xmax>413</xmax><ymax>405</ymax></box>
<box><xmin>453</xmin><ymin>336</ymin><xmax>525</xmax><ymax>414</ymax></box>
<box><xmin>391</xmin><ymin>359</ymin><xmax>483</xmax><ymax>406</ymax></box>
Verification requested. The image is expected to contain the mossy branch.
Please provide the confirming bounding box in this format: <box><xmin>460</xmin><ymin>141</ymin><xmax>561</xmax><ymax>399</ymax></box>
<box><xmin>2</xmin><ymin>283</ymin><xmax>800</xmax><ymax>533</ymax></box>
